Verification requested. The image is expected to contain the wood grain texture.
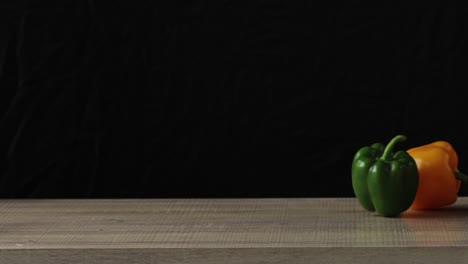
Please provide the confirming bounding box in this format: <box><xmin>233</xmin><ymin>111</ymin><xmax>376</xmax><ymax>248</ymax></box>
<box><xmin>0</xmin><ymin>197</ymin><xmax>468</xmax><ymax>263</ymax></box>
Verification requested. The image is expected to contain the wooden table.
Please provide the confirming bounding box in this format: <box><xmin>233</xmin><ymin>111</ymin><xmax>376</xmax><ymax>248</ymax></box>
<box><xmin>0</xmin><ymin>198</ymin><xmax>467</xmax><ymax>263</ymax></box>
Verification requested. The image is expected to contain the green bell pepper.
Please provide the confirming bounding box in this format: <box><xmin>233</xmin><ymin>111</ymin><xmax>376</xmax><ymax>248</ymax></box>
<box><xmin>351</xmin><ymin>135</ymin><xmax>419</xmax><ymax>217</ymax></box>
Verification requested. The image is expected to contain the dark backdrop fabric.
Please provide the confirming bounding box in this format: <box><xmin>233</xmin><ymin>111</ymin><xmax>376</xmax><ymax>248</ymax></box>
<box><xmin>1</xmin><ymin>1</ymin><xmax>468</xmax><ymax>198</ymax></box>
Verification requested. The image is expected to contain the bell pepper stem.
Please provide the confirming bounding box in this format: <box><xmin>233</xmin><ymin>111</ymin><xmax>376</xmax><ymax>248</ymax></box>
<box><xmin>455</xmin><ymin>172</ymin><xmax>468</xmax><ymax>183</ymax></box>
<box><xmin>381</xmin><ymin>135</ymin><xmax>407</xmax><ymax>161</ymax></box>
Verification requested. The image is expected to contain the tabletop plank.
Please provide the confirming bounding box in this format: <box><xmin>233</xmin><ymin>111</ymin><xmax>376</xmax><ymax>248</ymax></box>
<box><xmin>0</xmin><ymin>197</ymin><xmax>467</xmax><ymax>263</ymax></box>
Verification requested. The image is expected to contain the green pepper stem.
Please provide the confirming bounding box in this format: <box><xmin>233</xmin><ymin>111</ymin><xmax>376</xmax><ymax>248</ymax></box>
<box><xmin>381</xmin><ymin>135</ymin><xmax>407</xmax><ymax>161</ymax></box>
<box><xmin>455</xmin><ymin>172</ymin><xmax>468</xmax><ymax>183</ymax></box>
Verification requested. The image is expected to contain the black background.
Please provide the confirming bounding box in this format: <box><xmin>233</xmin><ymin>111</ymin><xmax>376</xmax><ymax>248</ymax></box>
<box><xmin>1</xmin><ymin>1</ymin><xmax>468</xmax><ymax>198</ymax></box>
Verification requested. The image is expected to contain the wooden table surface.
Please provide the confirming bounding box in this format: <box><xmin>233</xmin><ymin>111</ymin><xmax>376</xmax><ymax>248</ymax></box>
<box><xmin>0</xmin><ymin>197</ymin><xmax>467</xmax><ymax>263</ymax></box>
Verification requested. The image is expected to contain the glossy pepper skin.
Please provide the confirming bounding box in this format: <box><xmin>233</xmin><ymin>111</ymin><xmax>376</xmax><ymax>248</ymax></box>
<box><xmin>352</xmin><ymin>135</ymin><xmax>419</xmax><ymax>217</ymax></box>
<box><xmin>407</xmin><ymin>141</ymin><xmax>468</xmax><ymax>210</ymax></box>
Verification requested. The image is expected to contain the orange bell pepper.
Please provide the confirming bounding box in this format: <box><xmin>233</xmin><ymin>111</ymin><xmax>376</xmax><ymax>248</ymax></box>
<box><xmin>407</xmin><ymin>141</ymin><xmax>468</xmax><ymax>210</ymax></box>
